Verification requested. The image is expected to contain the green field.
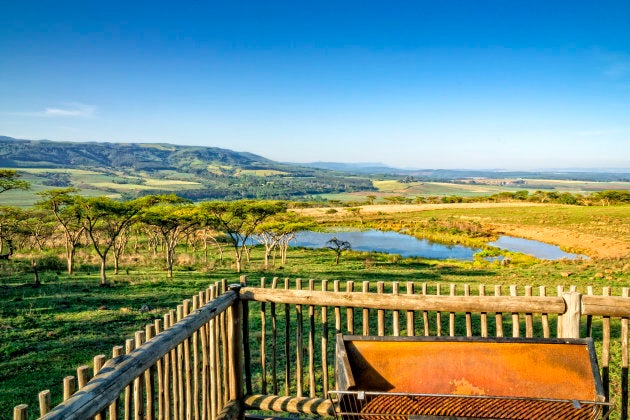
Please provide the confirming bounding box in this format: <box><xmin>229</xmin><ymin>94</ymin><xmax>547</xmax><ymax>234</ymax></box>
<box><xmin>320</xmin><ymin>179</ymin><xmax>630</xmax><ymax>203</ymax></box>
<box><xmin>1</xmin><ymin>241</ymin><xmax>629</xmax><ymax>418</ymax></box>
<box><xmin>1</xmin><ymin>202</ymin><xmax>629</xmax><ymax>418</ymax></box>
<box><xmin>0</xmin><ymin>168</ymin><xmax>206</xmax><ymax>206</ymax></box>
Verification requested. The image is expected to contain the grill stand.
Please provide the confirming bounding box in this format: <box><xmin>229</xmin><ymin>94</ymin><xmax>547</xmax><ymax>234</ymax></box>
<box><xmin>333</xmin><ymin>335</ymin><xmax>613</xmax><ymax>420</ymax></box>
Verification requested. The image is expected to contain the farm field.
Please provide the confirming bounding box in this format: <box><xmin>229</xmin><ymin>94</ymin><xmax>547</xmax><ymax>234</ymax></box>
<box><xmin>1</xmin><ymin>203</ymin><xmax>629</xmax><ymax>418</ymax></box>
<box><xmin>0</xmin><ymin>168</ymin><xmax>205</xmax><ymax>206</ymax></box>
<box><xmin>322</xmin><ymin>178</ymin><xmax>630</xmax><ymax>203</ymax></box>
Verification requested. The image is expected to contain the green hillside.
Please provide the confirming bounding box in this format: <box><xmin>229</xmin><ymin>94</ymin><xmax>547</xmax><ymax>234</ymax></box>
<box><xmin>0</xmin><ymin>136</ymin><xmax>375</xmax><ymax>204</ymax></box>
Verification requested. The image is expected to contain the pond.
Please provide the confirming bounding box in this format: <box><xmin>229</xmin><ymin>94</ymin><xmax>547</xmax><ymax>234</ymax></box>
<box><xmin>289</xmin><ymin>230</ymin><xmax>587</xmax><ymax>261</ymax></box>
<box><xmin>488</xmin><ymin>236</ymin><xmax>588</xmax><ymax>260</ymax></box>
<box><xmin>291</xmin><ymin>230</ymin><xmax>480</xmax><ymax>261</ymax></box>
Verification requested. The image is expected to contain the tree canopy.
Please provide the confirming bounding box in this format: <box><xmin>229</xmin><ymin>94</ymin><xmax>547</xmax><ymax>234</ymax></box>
<box><xmin>198</xmin><ymin>200</ymin><xmax>288</xmax><ymax>272</ymax></box>
<box><xmin>0</xmin><ymin>170</ymin><xmax>29</xmax><ymax>194</ymax></box>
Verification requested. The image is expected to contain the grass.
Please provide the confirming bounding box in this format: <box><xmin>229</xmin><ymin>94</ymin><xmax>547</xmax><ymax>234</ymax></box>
<box><xmin>1</xmin><ymin>244</ymin><xmax>628</xmax><ymax>418</ymax></box>
<box><xmin>373</xmin><ymin>180</ymin><xmax>511</xmax><ymax>196</ymax></box>
<box><xmin>1</xmin><ymin>203</ymin><xmax>629</xmax><ymax>418</ymax></box>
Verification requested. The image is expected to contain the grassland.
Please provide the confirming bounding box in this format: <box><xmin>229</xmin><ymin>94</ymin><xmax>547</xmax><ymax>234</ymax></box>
<box><xmin>1</xmin><ymin>203</ymin><xmax>629</xmax><ymax>418</ymax></box>
<box><xmin>324</xmin><ymin>178</ymin><xmax>630</xmax><ymax>203</ymax></box>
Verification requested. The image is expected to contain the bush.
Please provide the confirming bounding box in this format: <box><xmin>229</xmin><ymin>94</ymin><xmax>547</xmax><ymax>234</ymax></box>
<box><xmin>36</xmin><ymin>254</ymin><xmax>66</xmax><ymax>271</ymax></box>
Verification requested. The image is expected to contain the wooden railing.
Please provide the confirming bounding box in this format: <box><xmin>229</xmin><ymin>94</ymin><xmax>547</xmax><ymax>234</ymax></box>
<box><xmin>13</xmin><ymin>279</ymin><xmax>630</xmax><ymax>420</ymax></box>
<box><xmin>13</xmin><ymin>280</ymin><xmax>241</xmax><ymax>420</ymax></box>
<box><xmin>240</xmin><ymin>279</ymin><xmax>629</xmax><ymax>420</ymax></box>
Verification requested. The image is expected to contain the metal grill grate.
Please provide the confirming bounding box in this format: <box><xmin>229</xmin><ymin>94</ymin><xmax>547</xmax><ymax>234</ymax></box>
<box><xmin>330</xmin><ymin>390</ymin><xmax>613</xmax><ymax>420</ymax></box>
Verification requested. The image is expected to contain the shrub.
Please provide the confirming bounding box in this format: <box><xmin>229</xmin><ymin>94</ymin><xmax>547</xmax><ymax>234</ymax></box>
<box><xmin>36</xmin><ymin>254</ymin><xmax>66</xmax><ymax>271</ymax></box>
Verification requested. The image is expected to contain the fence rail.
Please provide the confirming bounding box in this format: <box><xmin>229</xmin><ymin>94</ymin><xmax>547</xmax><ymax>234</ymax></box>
<box><xmin>13</xmin><ymin>279</ymin><xmax>630</xmax><ymax>420</ymax></box>
<box><xmin>242</xmin><ymin>279</ymin><xmax>629</xmax><ymax>420</ymax></box>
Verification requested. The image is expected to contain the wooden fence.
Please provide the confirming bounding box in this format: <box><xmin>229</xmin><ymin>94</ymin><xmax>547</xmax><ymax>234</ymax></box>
<box><xmin>14</xmin><ymin>280</ymin><xmax>242</xmax><ymax>420</ymax></box>
<box><xmin>240</xmin><ymin>279</ymin><xmax>629</xmax><ymax>420</ymax></box>
<box><xmin>13</xmin><ymin>278</ymin><xmax>630</xmax><ymax>420</ymax></box>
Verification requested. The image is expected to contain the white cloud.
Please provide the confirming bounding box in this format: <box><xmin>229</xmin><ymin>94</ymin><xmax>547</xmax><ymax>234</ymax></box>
<box><xmin>7</xmin><ymin>103</ymin><xmax>96</xmax><ymax>118</ymax></box>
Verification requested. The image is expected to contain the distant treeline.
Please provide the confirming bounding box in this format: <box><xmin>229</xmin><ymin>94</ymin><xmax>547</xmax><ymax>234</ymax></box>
<box><xmin>133</xmin><ymin>175</ymin><xmax>375</xmax><ymax>201</ymax></box>
<box><xmin>368</xmin><ymin>190</ymin><xmax>630</xmax><ymax>206</ymax></box>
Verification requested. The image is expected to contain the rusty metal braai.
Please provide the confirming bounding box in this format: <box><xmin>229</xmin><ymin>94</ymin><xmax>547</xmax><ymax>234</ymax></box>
<box><xmin>332</xmin><ymin>335</ymin><xmax>612</xmax><ymax>420</ymax></box>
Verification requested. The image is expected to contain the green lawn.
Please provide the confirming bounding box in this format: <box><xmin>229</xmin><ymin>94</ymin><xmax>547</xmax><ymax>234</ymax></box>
<box><xmin>1</xmin><ymin>242</ymin><xmax>628</xmax><ymax>418</ymax></box>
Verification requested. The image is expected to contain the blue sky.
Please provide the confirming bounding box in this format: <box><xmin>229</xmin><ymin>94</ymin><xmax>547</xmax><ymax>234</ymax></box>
<box><xmin>1</xmin><ymin>1</ymin><xmax>629</xmax><ymax>170</ymax></box>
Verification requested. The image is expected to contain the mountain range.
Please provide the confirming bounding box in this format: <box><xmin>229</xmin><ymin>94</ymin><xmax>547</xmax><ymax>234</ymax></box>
<box><xmin>0</xmin><ymin>136</ymin><xmax>375</xmax><ymax>200</ymax></box>
<box><xmin>1</xmin><ymin>136</ymin><xmax>628</xmax><ymax>203</ymax></box>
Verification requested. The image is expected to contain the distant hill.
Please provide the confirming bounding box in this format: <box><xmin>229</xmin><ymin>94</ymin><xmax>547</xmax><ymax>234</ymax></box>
<box><xmin>301</xmin><ymin>160</ymin><xmax>630</xmax><ymax>183</ymax></box>
<box><xmin>0</xmin><ymin>136</ymin><xmax>272</xmax><ymax>171</ymax></box>
<box><xmin>299</xmin><ymin>162</ymin><xmax>400</xmax><ymax>174</ymax></box>
<box><xmin>2</xmin><ymin>136</ymin><xmax>628</xmax><ymax>205</ymax></box>
<box><xmin>0</xmin><ymin>136</ymin><xmax>375</xmax><ymax>201</ymax></box>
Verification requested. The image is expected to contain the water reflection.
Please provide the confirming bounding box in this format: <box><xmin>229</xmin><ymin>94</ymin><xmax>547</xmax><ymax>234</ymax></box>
<box><xmin>489</xmin><ymin>236</ymin><xmax>588</xmax><ymax>260</ymax></box>
<box><xmin>289</xmin><ymin>230</ymin><xmax>587</xmax><ymax>261</ymax></box>
<box><xmin>292</xmin><ymin>230</ymin><xmax>480</xmax><ymax>261</ymax></box>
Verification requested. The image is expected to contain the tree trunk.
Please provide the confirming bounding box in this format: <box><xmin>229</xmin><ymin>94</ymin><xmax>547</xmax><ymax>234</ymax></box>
<box><xmin>233</xmin><ymin>242</ymin><xmax>242</xmax><ymax>273</ymax></box>
<box><xmin>113</xmin><ymin>252</ymin><xmax>120</xmax><ymax>275</ymax></box>
<box><xmin>100</xmin><ymin>258</ymin><xmax>108</xmax><ymax>285</ymax></box>
<box><xmin>281</xmin><ymin>242</ymin><xmax>290</xmax><ymax>265</ymax></box>
<box><xmin>66</xmin><ymin>245</ymin><xmax>75</xmax><ymax>275</ymax></box>
<box><xmin>263</xmin><ymin>248</ymin><xmax>270</xmax><ymax>269</ymax></box>
<box><xmin>32</xmin><ymin>260</ymin><xmax>40</xmax><ymax>285</ymax></box>
<box><xmin>166</xmin><ymin>246</ymin><xmax>174</xmax><ymax>278</ymax></box>
<box><xmin>203</xmin><ymin>237</ymin><xmax>208</xmax><ymax>265</ymax></box>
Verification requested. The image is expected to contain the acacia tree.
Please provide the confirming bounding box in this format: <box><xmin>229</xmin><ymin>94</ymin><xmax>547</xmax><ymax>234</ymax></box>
<box><xmin>111</xmin><ymin>224</ymin><xmax>131</xmax><ymax>275</ymax></box>
<box><xmin>255</xmin><ymin>212</ymin><xmax>314</xmax><ymax>268</ymax></box>
<box><xmin>139</xmin><ymin>196</ymin><xmax>197</xmax><ymax>278</ymax></box>
<box><xmin>20</xmin><ymin>208</ymin><xmax>56</xmax><ymax>252</ymax></box>
<box><xmin>36</xmin><ymin>188</ymin><xmax>84</xmax><ymax>274</ymax></box>
<box><xmin>327</xmin><ymin>237</ymin><xmax>351</xmax><ymax>265</ymax></box>
<box><xmin>0</xmin><ymin>206</ymin><xmax>23</xmax><ymax>258</ymax></box>
<box><xmin>198</xmin><ymin>200</ymin><xmax>287</xmax><ymax>273</ymax></box>
<box><xmin>194</xmin><ymin>227</ymin><xmax>226</xmax><ymax>265</ymax></box>
<box><xmin>78</xmin><ymin>195</ymin><xmax>159</xmax><ymax>285</ymax></box>
<box><xmin>0</xmin><ymin>169</ymin><xmax>29</xmax><ymax>194</ymax></box>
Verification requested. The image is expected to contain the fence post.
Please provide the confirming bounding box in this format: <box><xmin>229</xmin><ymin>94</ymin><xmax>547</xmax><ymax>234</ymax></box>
<box><xmin>13</xmin><ymin>404</ymin><xmax>28</xmax><ymax>420</ymax></box>
<box><xmin>228</xmin><ymin>283</ymin><xmax>244</xmax><ymax>406</ymax></box>
<box><xmin>561</xmin><ymin>292</ymin><xmax>582</xmax><ymax>339</ymax></box>
<box><xmin>240</xmin><ymin>275</ymin><xmax>252</xmax><ymax>396</ymax></box>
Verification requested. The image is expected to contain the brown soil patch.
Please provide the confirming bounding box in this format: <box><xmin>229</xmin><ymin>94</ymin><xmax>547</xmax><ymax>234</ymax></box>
<box><xmin>295</xmin><ymin>202</ymin><xmax>544</xmax><ymax>217</ymax></box>
<box><xmin>490</xmin><ymin>224</ymin><xmax>630</xmax><ymax>259</ymax></box>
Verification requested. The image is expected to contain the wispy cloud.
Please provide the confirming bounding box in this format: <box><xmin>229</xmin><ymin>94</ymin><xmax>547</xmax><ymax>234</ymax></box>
<box><xmin>575</xmin><ymin>128</ymin><xmax>626</xmax><ymax>137</ymax></box>
<box><xmin>8</xmin><ymin>103</ymin><xmax>96</xmax><ymax>118</ymax></box>
<box><xmin>603</xmin><ymin>61</ymin><xmax>630</xmax><ymax>79</ymax></box>
<box><xmin>594</xmin><ymin>49</ymin><xmax>630</xmax><ymax>80</ymax></box>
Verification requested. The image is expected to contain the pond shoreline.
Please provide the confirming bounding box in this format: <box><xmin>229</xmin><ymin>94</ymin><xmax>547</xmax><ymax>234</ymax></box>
<box><xmin>490</xmin><ymin>224</ymin><xmax>629</xmax><ymax>259</ymax></box>
<box><xmin>293</xmin><ymin>203</ymin><xmax>630</xmax><ymax>259</ymax></box>
<box><xmin>290</xmin><ymin>229</ymin><xmax>584</xmax><ymax>261</ymax></box>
